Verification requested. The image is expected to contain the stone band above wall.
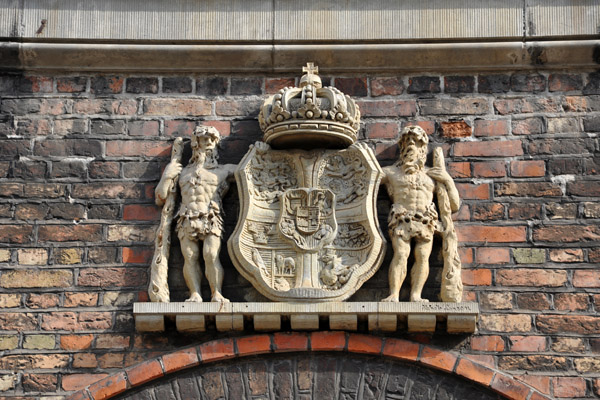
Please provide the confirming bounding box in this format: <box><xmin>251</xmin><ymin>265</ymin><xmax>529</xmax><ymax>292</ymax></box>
<box><xmin>1</xmin><ymin>40</ymin><xmax>600</xmax><ymax>73</ymax></box>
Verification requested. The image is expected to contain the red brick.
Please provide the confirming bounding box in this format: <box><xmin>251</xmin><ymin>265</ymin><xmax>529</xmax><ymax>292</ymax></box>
<box><xmin>162</xmin><ymin>347</ymin><xmax>199</xmax><ymax>373</ymax></box>
<box><xmin>401</xmin><ymin>121</ymin><xmax>436</xmax><ymax>135</ymax></box>
<box><xmin>471</xmin><ymin>335</ymin><xmax>505</xmax><ymax>351</ymax></box>
<box><xmin>78</xmin><ymin>267</ymin><xmax>147</xmax><ymax>287</ymax></box>
<box><xmin>201</xmin><ymin>121</ymin><xmax>231</xmax><ymax>137</ymax></box>
<box><xmin>123</xmin><ymin>205</ymin><xmax>160</xmax><ymax>221</ymax></box>
<box><xmin>497</xmin><ymin>269</ymin><xmax>567</xmax><ymax>287</ymax></box>
<box><xmin>455</xmin><ymin>358</ymin><xmax>494</xmax><ymax>386</ymax></box>
<box><xmin>62</xmin><ymin>373</ymin><xmax>107</xmax><ymax>391</ymax></box>
<box><xmin>510</xmin><ymin>160</ymin><xmax>545</xmax><ymax>177</ymax></box>
<box><xmin>356</xmin><ymin>100</ymin><xmax>416</xmax><ymax>117</ymax></box>
<box><xmin>537</xmin><ymin>315</ymin><xmax>600</xmax><ymax>334</ymax></box>
<box><xmin>420</xmin><ymin>346</ymin><xmax>457</xmax><ymax>372</ymax></box>
<box><xmin>310</xmin><ymin>331</ymin><xmax>346</xmax><ymax>351</ymax></box>
<box><xmin>456</xmin><ymin>183</ymin><xmax>490</xmax><ymax>199</ymax></box>
<box><xmin>548</xmin><ymin>73</ymin><xmax>583</xmax><ymax>92</ymax></box>
<box><xmin>144</xmin><ymin>98</ymin><xmax>210</xmax><ymax>116</ymax></box>
<box><xmin>515</xmin><ymin>375</ymin><xmax>551</xmax><ymax>395</ymax></box>
<box><xmin>573</xmin><ymin>270</ymin><xmax>600</xmax><ymax>288</ymax></box>
<box><xmin>347</xmin><ymin>334</ymin><xmax>382</xmax><ymax>355</ymax></box>
<box><xmin>38</xmin><ymin>225</ymin><xmax>102</xmax><ymax>242</ymax></box>
<box><xmin>508</xmin><ymin>336</ymin><xmax>546</xmax><ymax>352</ymax></box>
<box><xmin>335</xmin><ymin>77</ymin><xmax>367</xmax><ymax>96</ymax></box>
<box><xmin>553</xmin><ymin>377</ymin><xmax>587</xmax><ymax>398</ymax></box>
<box><xmin>273</xmin><ymin>332</ymin><xmax>308</xmax><ymax>352</ymax></box>
<box><xmin>64</xmin><ymin>292</ymin><xmax>98</xmax><ymax>307</ymax></box>
<box><xmin>106</xmin><ymin>140</ymin><xmax>171</xmax><ymax>157</ymax></box>
<box><xmin>57</xmin><ymin>77</ymin><xmax>87</xmax><ymax>93</ymax></box>
<box><xmin>265</xmin><ymin>78</ymin><xmax>295</xmax><ymax>94</ymax></box>
<box><xmin>0</xmin><ymin>225</ymin><xmax>33</xmax><ymax>244</ymax></box>
<box><xmin>494</xmin><ymin>98</ymin><xmax>561</xmax><ymax>115</ymax></box>
<box><xmin>459</xmin><ymin>247</ymin><xmax>474</xmax><ymax>264</ymax></box>
<box><xmin>60</xmin><ymin>334</ymin><xmax>93</xmax><ymax>350</ymax></box>
<box><xmin>382</xmin><ymin>338</ymin><xmax>420</xmax><ymax>361</ymax></box>
<box><xmin>461</xmin><ymin>269</ymin><xmax>492</xmax><ymax>286</ymax></box>
<box><xmin>0</xmin><ymin>312</ymin><xmax>37</xmax><ymax>330</ymax></box>
<box><xmin>454</xmin><ymin>140</ymin><xmax>523</xmax><ymax>157</ymax></box>
<box><xmin>26</xmin><ymin>293</ymin><xmax>60</xmax><ymax>308</ymax></box>
<box><xmin>21</xmin><ymin>75</ymin><xmax>54</xmax><ymax>93</ymax></box>
<box><xmin>164</xmin><ymin>119</ymin><xmax>195</xmax><ymax>137</ymax></box>
<box><xmin>491</xmin><ymin>373</ymin><xmax>531</xmax><ymax>399</ymax></box>
<box><xmin>476</xmin><ymin>247</ymin><xmax>510</xmax><ymax>264</ymax></box>
<box><xmin>440</xmin><ymin>121</ymin><xmax>471</xmax><ymax>138</ymax></box>
<box><xmin>458</xmin><ymin>226</ymin><xmax>526</xmax><ymax>243</ymax></box>
<box><xmin>474</xmin><ymin>120</ymin><xmax>509</xmax><ymax>137</ymax></box>
<box><xmin>236</xmin><ymin>335</ymin><xmax>272</xmax><ymax>356</ymax></box>
<box><xmin>122</xmin><ymin>247</ymin><xmax>152</xmax><ymax>264</ymax></box>
<box><xmin>365</xmin><ymin>122</ymin><xmax>399</xmax><ymax>139</ymax></box>
<box><xmin>199</xmin><ymin>339</ymin><xmax>235</xmax><ymax>362</ymax></box>
<box><xmin>126</xmin><ymin>359</ymin><xmax>164</xmax><ymax>386</ymax></box>
<box><xmin>371</xmin><ymin>77</ymin><xmax>405</xmax><ymax>96</ymax></box>
<box><xmin>447</xmin><ymin>161</ymin><xmax>470</xmax><ymax>178</ymax></box>
<box><xmin>534</xmin><ymin>225</ymin><xmax>600</xmax><ymax>242</ymax></box>
<box><xmin>554</xmin><ymin>293</ymin><xmax>589</xmax><ymax>311</ymax></box>
<box><xmin>472</xmin><ymin>161</ymin><xmax>506</xmax><ymax>177</ymax></box>
<box><xmin>88</xmin><ymin>372</ymin><xmax>128</xmax><ymax>400</ymax></box>
<box><xmin>72</xmin><ymin>183</ymin><xmax>144</xmax><ymax>199</ymax></box>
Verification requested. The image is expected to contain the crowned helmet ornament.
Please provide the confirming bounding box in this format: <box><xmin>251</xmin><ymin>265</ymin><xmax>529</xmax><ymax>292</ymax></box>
<box><xmin>258</xmin><ymin>63</ymin><xmax>361</xmax><ymax>149</ymax></box>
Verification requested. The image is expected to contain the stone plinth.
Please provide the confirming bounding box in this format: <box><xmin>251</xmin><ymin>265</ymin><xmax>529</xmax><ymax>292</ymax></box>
<box><xmin>134</xmin><ymin>302</ymin><xmax>479</xmax><ymax>334</ymax></box>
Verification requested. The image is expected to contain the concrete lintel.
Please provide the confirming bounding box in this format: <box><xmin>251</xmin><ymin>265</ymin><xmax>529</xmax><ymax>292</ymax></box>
<box><xmin>1</xmin><ymin>40</ymin><xmax>598</xmax><ymax>73</ymax></box>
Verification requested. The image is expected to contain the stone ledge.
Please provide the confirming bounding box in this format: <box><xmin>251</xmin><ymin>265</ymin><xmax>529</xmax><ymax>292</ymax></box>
<box><xmin>1</xmin><ymin>40</ymin><xmax>598</xmax><ymax>73</ymax></box>
<box><xmin>133</xmin><ymin>301</ymin><xmax>479</xmax><ymax>334</ymax></box>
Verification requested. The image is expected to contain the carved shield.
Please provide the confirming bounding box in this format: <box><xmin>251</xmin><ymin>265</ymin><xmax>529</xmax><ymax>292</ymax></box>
<box><xmin>227</xmin><ymin>143</ymin><xmax>386</xmax><ymax>302</ymax></box>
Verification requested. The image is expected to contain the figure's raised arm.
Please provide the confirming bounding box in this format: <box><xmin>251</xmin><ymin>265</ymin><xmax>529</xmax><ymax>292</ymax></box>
<box><xmin>155</xmin><ymin>138</ymin><xmax>184</xmax><ymax>206</ymax></box>
<box><xmin>429</xmin><ymin>147</ymin><xmax>460</xmax><ymax>213</ymax></box>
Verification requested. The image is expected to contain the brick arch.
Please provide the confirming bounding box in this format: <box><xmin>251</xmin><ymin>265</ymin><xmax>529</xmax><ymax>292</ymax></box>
<box><xmin>67</xmin><ymin>332</ymin><xmax>551</xmax><ymax>400</ymax></box>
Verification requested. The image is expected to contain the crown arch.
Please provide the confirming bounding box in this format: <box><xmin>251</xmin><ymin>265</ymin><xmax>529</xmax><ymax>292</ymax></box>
<box><xmin>66</xmin><ymin>333</ymin><xmax>551</xmax><ymax>400</ymax></box>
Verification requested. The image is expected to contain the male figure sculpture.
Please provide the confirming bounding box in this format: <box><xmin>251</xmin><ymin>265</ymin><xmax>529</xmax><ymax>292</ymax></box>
<box><xmin>381</xmin><ymin>126</ymin><xmax>460</xmax><ymax>302</ymax></box>
<box><xmin>155</xmin><ymin>126</ymin><xmax>236</xmax><ymax>302</ymax></box>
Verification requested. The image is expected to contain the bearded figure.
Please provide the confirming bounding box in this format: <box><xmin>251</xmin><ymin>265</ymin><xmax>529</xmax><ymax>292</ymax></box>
<box><xmin>381</xmin><ymin>125</ymin><xmax>462</xmax><ymax>302</ymax></box>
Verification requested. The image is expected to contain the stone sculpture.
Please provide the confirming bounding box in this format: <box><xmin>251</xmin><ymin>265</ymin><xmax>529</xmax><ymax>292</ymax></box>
<box><xmin>228</xmin><ymin>64</ymin><xmax>386</xmax><ymax>302</ymax></box>
<box><xmin>150</xmin><ymin>126</ymin><xmax>236</xmax><ymax>303</ymax></box>
<box><xmin>381</xmin><ymin>125</ymin><xmax>463</xmax><ymax>303</ymax></box>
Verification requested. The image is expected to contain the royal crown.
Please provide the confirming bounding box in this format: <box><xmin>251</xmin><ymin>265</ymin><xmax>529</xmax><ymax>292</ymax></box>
<box><xmin>258</xmin><ymin>63</ymin><xmax>360</xmax><ymax>149</ymax></box>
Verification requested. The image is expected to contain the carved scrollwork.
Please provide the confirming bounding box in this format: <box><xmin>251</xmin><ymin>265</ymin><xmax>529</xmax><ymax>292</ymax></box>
<box><xmin>246</xmin><ymin>146</ymin><xmax>297</xmax><ymax>204</ymax></box>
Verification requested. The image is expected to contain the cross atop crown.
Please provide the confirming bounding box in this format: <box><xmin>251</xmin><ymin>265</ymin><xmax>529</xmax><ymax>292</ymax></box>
<box><xmin>300</xmin><ymin>62</ymin><xmax>322</xmax><ymax>88</ymax></box>
<box><xmin>303</xmin><ymin>62</ymin><xmax>318</xmax><ymax>76</ymax></box>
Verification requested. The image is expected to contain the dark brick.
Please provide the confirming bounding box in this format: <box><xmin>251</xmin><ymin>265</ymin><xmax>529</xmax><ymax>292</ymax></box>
<box><xmin>91</xmin><ymin>119</ymin><xmax>126</xmax><ymax>135</ymax></box>
<box><xmin>13</xmin><ymin>161</ymin><xmax>47</xmax><ymax>179</ymax></box>
<box><xmin>57</xmin><ymin>77</ymin><xmax>87</xmax><ymax>93</ymax></box>
<box><xmin>549</xmin><ymin>73</ymin><xmax>583</xmax><ymax>92</ymax></box>
<box><xmin>215</xmin><ymin>99</ymin><xmax>261</xmax><ymax>117</ymax></box>
<box><xmin>165</xmin><ymin>120</ymin><xmax>195</xmax><ymax>137</ymax></box>
<box><xmin>22</xmin><ymin>373</ymin><xmax>57</xmax><ymax>392</ymax></box>
<box><xmin>273</xmin><ymin>361</ymin><xmax>293</xmax><ymax>399</ymax></box>
<box><xmin>583</xmin><ymin>72</ymin><xmax>600</xmax><ymax>94</ymax></box>
<box><xmin>498</xmin><ymin>355</ymin><xmax>567</xmax><ymax>372</ymax></box>
<box><xmin>528</xmin><ymin>138</ymin><xmax>595</xmax><ymax>155</ymax></box>
<box><xmin>0</xmin><ymin>161</ymin><xmax>9</xmax><ymax>177</ymax></box>
<box><xmin>265</xmin><ymin>78</ymin><xmax>295</xmax><ymax>94</ymax></box>
<box><xmin>548</xmin><ymin>158</ymin><xmax>583</xmax><ymax>175</ymax></box>
<box><xmin>34</xmin><ymin>139</ymin><xmax>102</xmax><ymax>157</ymax></box>
<box><xmin>196</xmin><ymin>77</ymin><xmax>228</xmax><ymax>96</ymax></box>
<box><xmin>0</xmin><ymin>73</ymin><xmax>17</xmax><ymax>94</ymax></box>
<box><xmin>314</xmin><ymin>357</ymin><xmax>337</xmax><ymax>399</ymax></box>
<box><xmin>89</xmin><ymin>161</ymin><xmax>119</xmax><ymax>179</ymax></box>
<box><xmin>370</xmin><ymin>77</ymin><xmax>404</xmax><ymax>96</ymax></box>
<box><xmin>335</xmin><ymin>77</ymin><xmax>368</xmax><ymax>96</ymax></box>
<box><xmin>478</xmin><ymin>74</ymin><xmax>510</xmax><ymax>93</ymax></box>
<box><xmin>128</xmin><ymin>120</ymin><xmax>159</xmax><ymax>137</ymax></box>
<box><xmin>496</xmin><ymin>182</ymin><xmax>562</xmax><ymax>197</ymax></box>
<box><xmin>126</xmin><ymin>78</ymin><xmax>158</xmax><ymax>94</ymax></box>
<box><xmin>48</xmin><ymin>203</ymin><xmax>86</xmax><ymax>220</ymax></box>
<box><xmin>162</xmin><ymin>77</ymin><xmax>193</xmax><ymax>93</ymax></box>
<box><xmin>444</xmin><ymin>76</ymin><xmax>475</xmax><ymax>93</ymax></box>
<box><xmin>18</xmin><ymin>76</ymin><xmax>54</xmax><ymax>93</ymax></box>
<box><xmin>0</xmin><ymin>204</ymin><xmax>11</xmax><ymax>218</ymax></box>
<box><xmin>51</xmin><ymin>160</ymin><xmax>87</xmax><ymax>178</ymax></box>
<box><xmin>0</xmin><ymin>225</ymin><xmax>33</xmax><ymax>243</ymax></box>
<box><xmin>87</xmin><ymin>204</ymin><xmax>120</xmax><ymax>220</ymax></box>
<box><xmin>123</xmin><ymin>162</ymin><xmax>161</xmax><ymax>180</ymax></box>
<box><xmin>91</xmin><ymin>76</ymin><xmax>124</xmax><ymax>95</ymax></box>
<box><xmin>567</xmin><ymin>181</ymin><xmax>600</xmax><ymax>197</ymax></box>
<box><xmin>585</xmin><ymin>156</ymin><xmax>600</xmax><ymax>175</ymax></box>
<box><xmin>15</xmin><ymin>119</ymin><xmax>51</xmax><ymax>136</ymax></box>
<box><xmin>224</xmin><ymin>367</ymin><xmax>244</xmax><ymax>399</ymax></box>
<box><xmin>248</xmin><ymin>361</ymin><xmax>267</xmax><ymax>396</ymax></box>
<box><xmin>15</xmin><ymin>203</ymin><xmax>49</xmax><ymax>220</ymax></box>
<box><xmin>0</xmin><ymin>140</ymin><xmax>30</xmax><ymax>159</ymax></box>
<box><xmin>231</xmin><ymin>77</ymin><xmax>262</xmax><ymax>95</ymax></box>
<box><xmin>472</xmin><ymin>203</ymin><xmax>505</xmax><ymax>221</ymax></box>
<box><xmin>231</xmin><ymin>120</ymin><xmax>261</xmax><ymax>139</ymax></box>
<box><xmin>200</xmin><ymin>371</ymin><xmax>224</xmax><ymax>400</ymax></box>
<box><xmin>408</xmin><ymin>76</ymin><xmax>440</xmax><ymax>94</ymax></box>
<box><xmin>517</xmin><ymin>293</ymin><xmax>551</xmax><ymax>310</ymax></box>
<box><xmin>89</xmin><ymin>247</ymin><xmax>118</xmax><ymax>264</ymax></box>
<box><xmin>510</xmin><ymin>73</ymin><xmax>546</xmax><ymax>92</ymax></box>
<box><xmin>584</xmin><ymin>115</ymin><xmax>600</xmax><ymax>132</ymax></box>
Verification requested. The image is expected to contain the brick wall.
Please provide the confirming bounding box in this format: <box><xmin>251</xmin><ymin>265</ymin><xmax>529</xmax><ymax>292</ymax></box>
<box><xmin>0</xmin><ymin>70</ymin><xmax>599</xmax><ymax>398</ymax></box>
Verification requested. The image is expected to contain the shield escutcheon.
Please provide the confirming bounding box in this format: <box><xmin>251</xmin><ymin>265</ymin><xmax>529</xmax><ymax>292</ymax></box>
<box><xmin>227</xmin><ymin>142</ymin><xmax>386</xmax><ymax>302</ymax></box>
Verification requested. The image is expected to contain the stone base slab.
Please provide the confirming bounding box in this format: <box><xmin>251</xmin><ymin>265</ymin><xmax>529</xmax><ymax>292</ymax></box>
<box><xmin>134</xmin><ymin>302</ymin><xmax>479</xmax><ymax>334</ymax></box>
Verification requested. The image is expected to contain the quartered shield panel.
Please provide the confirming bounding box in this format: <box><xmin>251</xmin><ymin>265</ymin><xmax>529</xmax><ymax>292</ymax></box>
<box><xmin>228</xmin><ymin>143</ymin><xmax>385</xmax><ymax>302</ymax></box>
